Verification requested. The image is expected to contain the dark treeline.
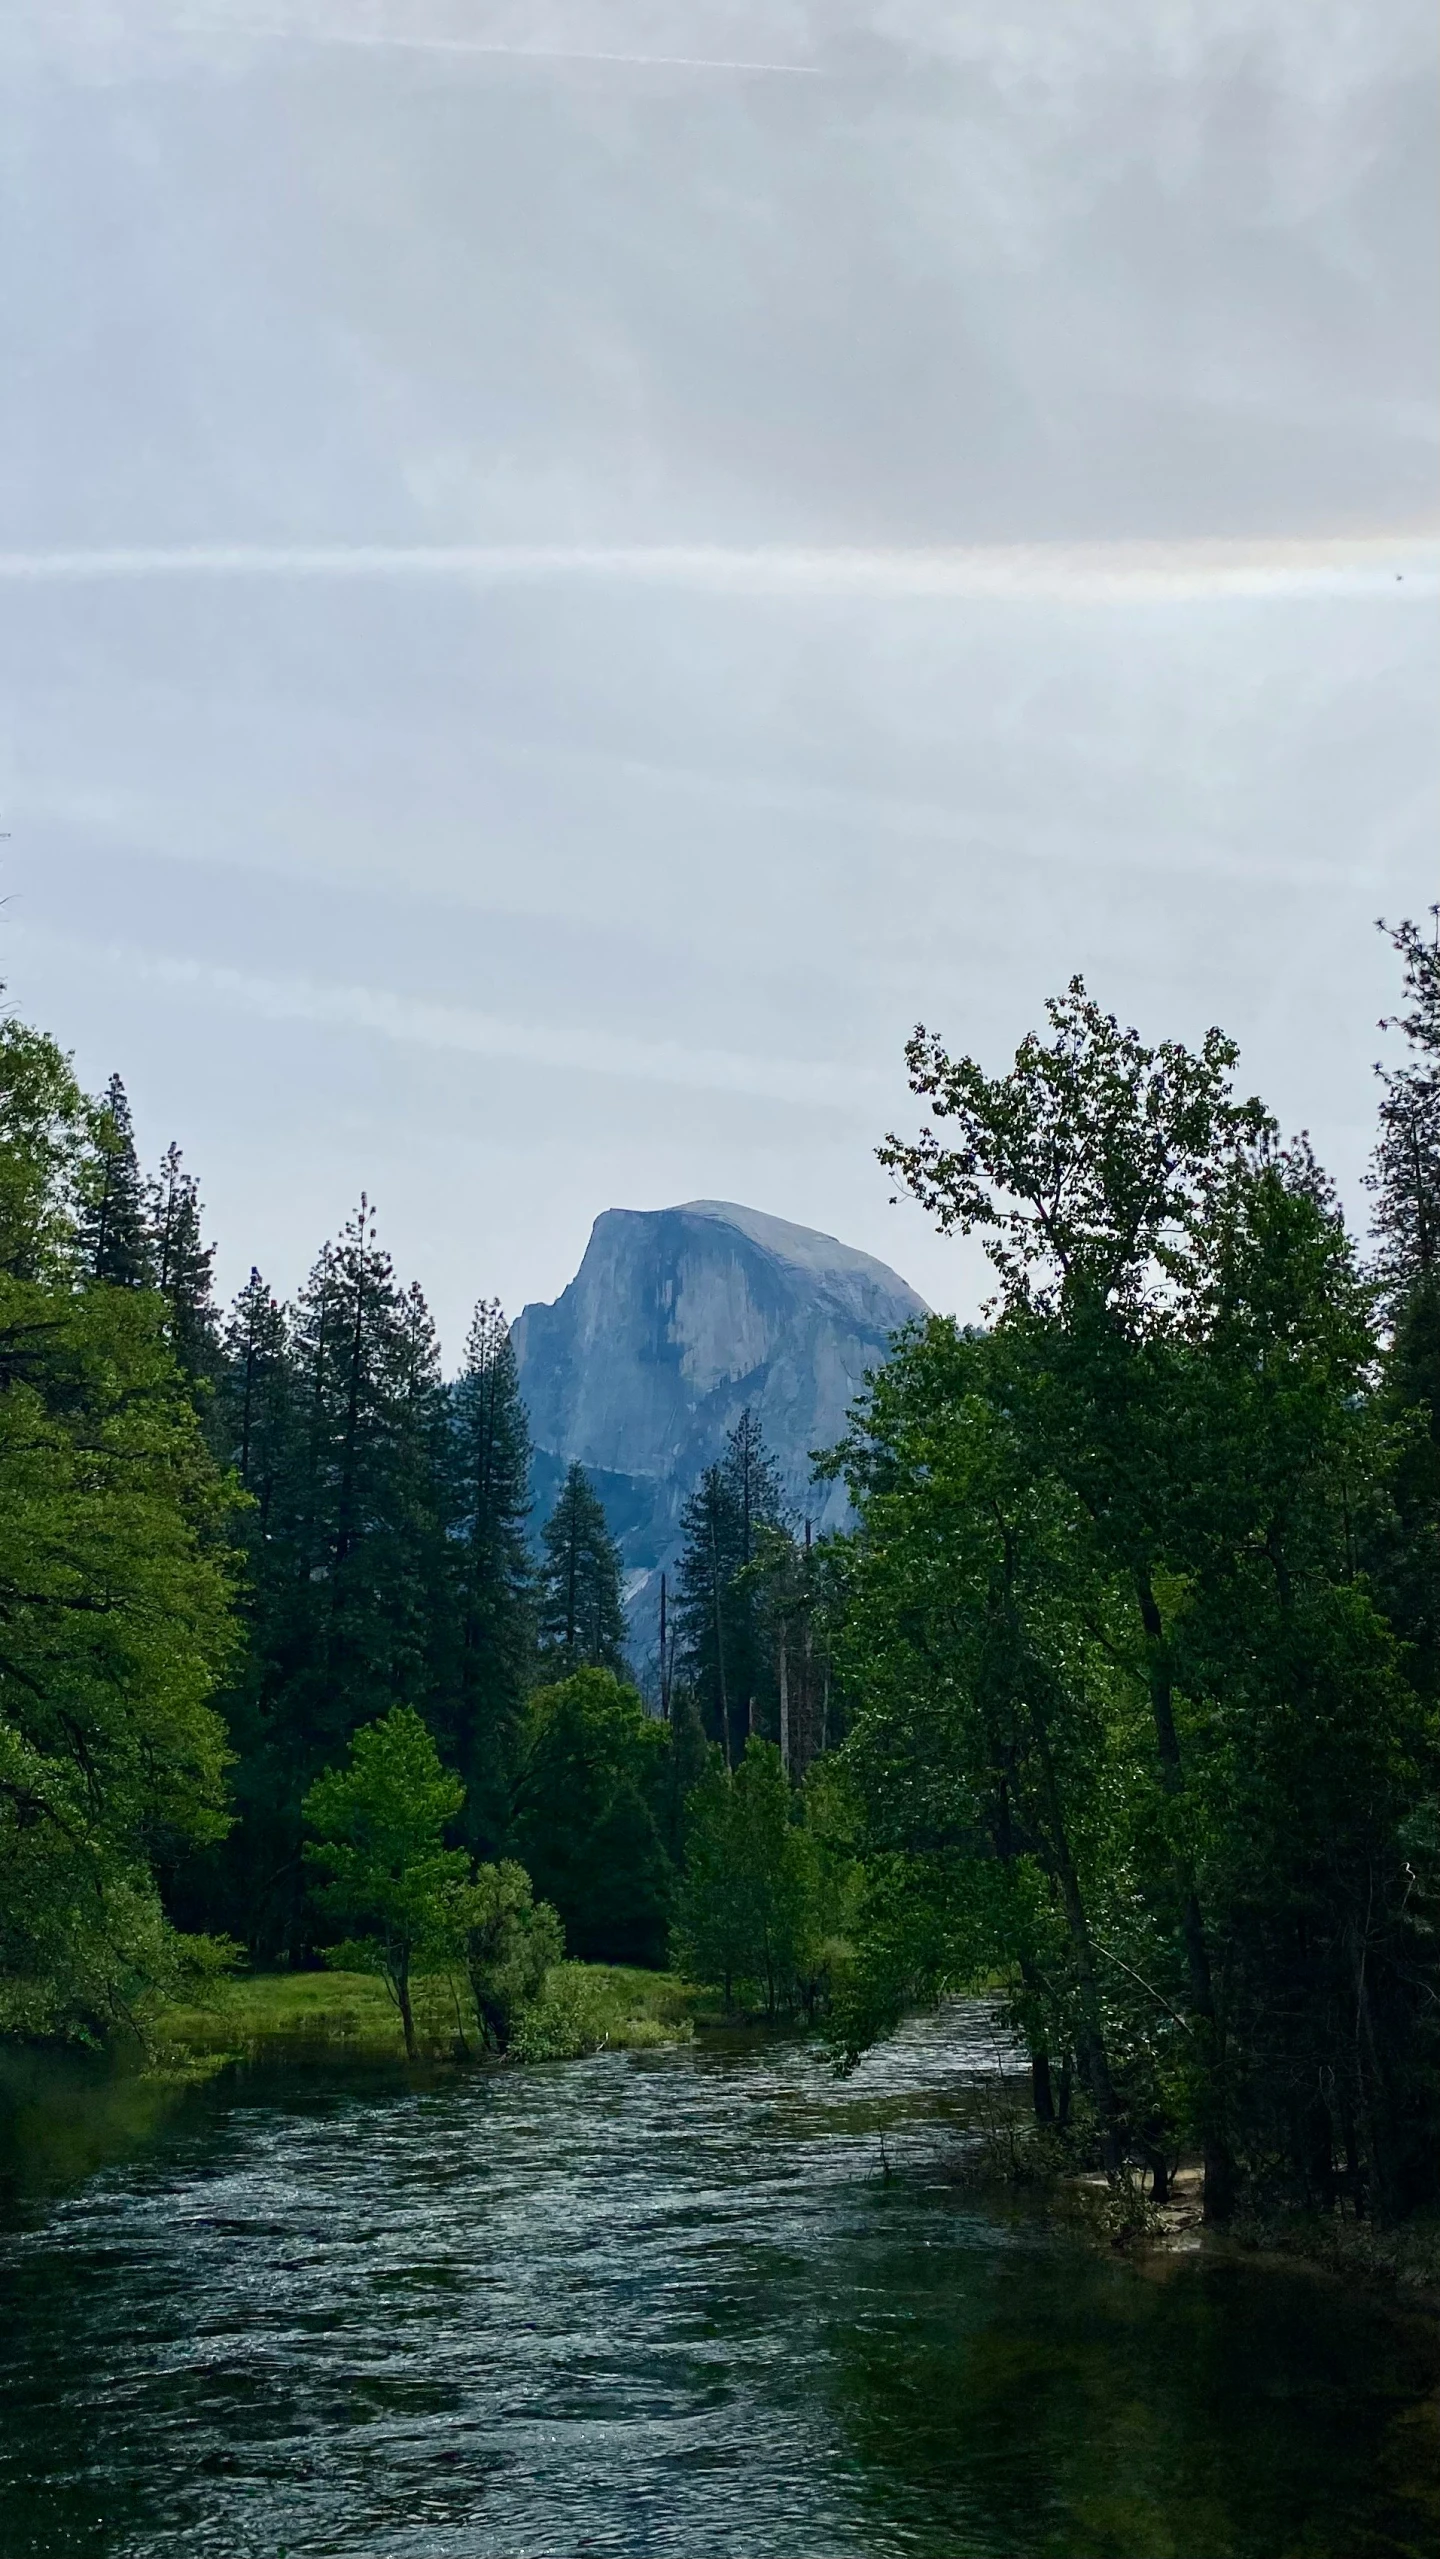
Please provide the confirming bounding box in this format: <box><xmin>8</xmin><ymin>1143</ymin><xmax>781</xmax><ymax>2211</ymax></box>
<box><xmin>832</xmin><ymin>926</ymin><xmax>1440</xmax><ymax>2227</ymax></box>
<box><xmin>3</xmin><ymin>920</ymin><xmax>1440</xmax><ymax>2233</ymax></box>
<box><xmin>0</xmin><ymin>1011</ymin><xmax>830</xmax><ymax>2034</ymax></box>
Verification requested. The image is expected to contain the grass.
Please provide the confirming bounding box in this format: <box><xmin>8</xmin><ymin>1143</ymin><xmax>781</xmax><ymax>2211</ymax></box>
<box><xmin>149</xmin><ymin>1961</ymin><xmax>696</xmax><ymax>2070</ymax></box>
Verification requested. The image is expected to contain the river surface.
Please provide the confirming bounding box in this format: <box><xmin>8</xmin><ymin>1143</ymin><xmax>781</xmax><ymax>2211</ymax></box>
<box><xmin>1</xmin><ymin>2006</ymin><xmax>1438</xmax><ymax>2559</ymax></box>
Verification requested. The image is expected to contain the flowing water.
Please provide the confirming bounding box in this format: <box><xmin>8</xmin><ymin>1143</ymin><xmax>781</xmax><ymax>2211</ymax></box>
<box><xmin>1</xmin><ymin>2006</ymin><xmax>1438</xmax><ymax>2559</ymax></box>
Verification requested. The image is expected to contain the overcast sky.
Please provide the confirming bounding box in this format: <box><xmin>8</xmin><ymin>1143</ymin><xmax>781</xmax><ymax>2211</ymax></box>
<box><xmin>2</xmin><ymin>0</ymin><xmax>1436</xmax><ymax>1353</ymax></box>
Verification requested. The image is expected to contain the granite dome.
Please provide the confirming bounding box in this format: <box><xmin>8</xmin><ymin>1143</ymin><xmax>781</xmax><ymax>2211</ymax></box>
<box><xmin>511</xmin><ymin>1201</ymin><xmax>927</xmax><ymax>1620</ymax></box>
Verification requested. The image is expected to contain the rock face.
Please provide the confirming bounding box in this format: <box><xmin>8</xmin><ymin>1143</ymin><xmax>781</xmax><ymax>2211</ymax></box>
<box><xmin>511</xmin><ymin>1201</ymin><xmax>928</xmax><ymax>1607</ymax></box>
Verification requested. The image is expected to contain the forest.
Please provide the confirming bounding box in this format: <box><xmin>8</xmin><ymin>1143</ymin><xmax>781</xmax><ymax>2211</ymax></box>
<box><xmin>2</xmin><ymin>917</ymin><xmax>1438</xmax><ymax>2233</ymax></box>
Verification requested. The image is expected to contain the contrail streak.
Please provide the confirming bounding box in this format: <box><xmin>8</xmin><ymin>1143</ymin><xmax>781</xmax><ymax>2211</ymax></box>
<box><xmin>0</xmin><ymin>537</ymin><xmax>1434</xmax><ymax>601</ymax></box>
<box><xmin>176</xmin><ymin>21</ymin><xmax>822</xmax><ymax>74</ymax></box>
<box><xmin>18</xmin><ymin>930</ymin><xmax>881</xmax><ymax>1112</ymax></box>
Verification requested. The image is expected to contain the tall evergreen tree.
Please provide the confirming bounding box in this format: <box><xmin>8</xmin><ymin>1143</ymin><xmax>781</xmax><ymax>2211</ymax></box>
<box><xmin>444</xmin><ymin>1297</ymin><xmax>532</xmax><ymax>1856</ymax></box>
<box><xmin>1368</xmin><ymin>912</ymin><xmax>1440</xmax><ymax>1703</ymax></box>
<box><xmin>149</xmin><ymin>1141</ymin><xmax>219</xmax><ymax>1385</ymax></box>
<box><xmin>536</xmin><ymin>1462</ymin><xmax>627</xmax><ymax>1678</ymax></box>
<box><xmin>196</xmin><ymin>1201</ymin><xmax>454</xmax><ymax>1957</ymax></box>
<box><xmin>77</xmin><ymin>1073</ymin><xmax>153</xmax><ymax>1288</ymax></box>
<box><xmin>215</xmin><ymin>1267</ymin><xmax>290</xmax><ymax>1513</ymax></box>
<box><xmin>677</xmin><ymin>1464</ymin><xmax>743</xmax><ymax>1759</ymax></box>
<box><xmin>1370</xmin><ymin>909</ymin><xmax>1440</xmax><ymax>1307</ymax></box>
<box><xmin>676</xmin><ymin>1409</ymin><xmax>784</xmax><ymax>1763</ymax></box>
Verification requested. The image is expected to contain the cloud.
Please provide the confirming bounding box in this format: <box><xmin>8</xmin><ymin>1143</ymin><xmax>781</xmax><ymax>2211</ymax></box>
<box><xmin>11</xmin><ymin>929</ymin><xmax>884</xmax><ymax>1112</ymax></box>
<box><xmin>1</xmin><ymin>536</ymin><xmax>1434</xmax><ymax>600</ymax></box>
<box><xmin>174</xmin><ymin>18</ymin><xmax>822</xmax><ymax>74</ymax></box>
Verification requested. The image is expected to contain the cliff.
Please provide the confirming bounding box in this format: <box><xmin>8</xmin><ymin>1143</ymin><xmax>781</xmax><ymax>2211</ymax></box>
<box><xmin>511</xmin><ymin>1200</ymin><xmax>928</xmax><ymax>1608</ymax></box>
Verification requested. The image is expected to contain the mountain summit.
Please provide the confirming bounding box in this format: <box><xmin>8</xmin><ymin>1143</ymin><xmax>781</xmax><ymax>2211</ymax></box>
<box><xmin>511</xmin><ymin>1201</ymin><xmax>928</xmax><ymax>1605</ymax></box>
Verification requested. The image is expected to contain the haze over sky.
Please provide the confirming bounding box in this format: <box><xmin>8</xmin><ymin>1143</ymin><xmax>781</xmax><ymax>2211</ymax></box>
<box><xmin>3</xmin><ymin>0</ymin><xmax>1436</xmax><ymax>1353</ymax></box>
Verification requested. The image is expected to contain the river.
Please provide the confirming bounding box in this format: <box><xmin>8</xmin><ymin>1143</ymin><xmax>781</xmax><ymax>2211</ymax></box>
<box><xmin>1</xmin><ymin>2005</ymin><xmax>1437</xmax><ymax>2558</ymax></box>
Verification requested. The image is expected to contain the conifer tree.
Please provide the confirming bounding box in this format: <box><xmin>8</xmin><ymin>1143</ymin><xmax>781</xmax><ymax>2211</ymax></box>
<box><xmin>1368</xmin><ymin>912</ymin><xmax>1440</xmax><ymax>1702</ymax></box>
<box><xmin>77</xmin><ymin>1073</ymin><xmax>153</xmax><ymax>1288</ymax></box>
<box><xmin>216</xmin><ymin>1268</ymin><xmax>290</xmax><ymax>1512</ymax></box>
<box><xmin>199</xmin><ymin>1201</ymin><xmax>454</xmax><ymax>1957</ymax></box>
<box><xmin>536</xmin><ymin>1462</ymin><xmax>627</xmax><ymax>1678</ymax></box>
<box><xmin>1370</xmin><ymin>910</ymin><xmax>1440</xmax><ymax>1307</ymax></box>
<box><xmin>149</xmin><ymin>1141</ymin><xmax>219</xmax><ymax>1385</ymax></box>
<box><xmin>444</xmin><ymin>1297</ymin><xmax>533</xmax><ymax>1855</ymax></box>
<box><xmin>676</xmin><ymin>1409</ymin><xmax>785</xmax><ymax>1762</ymax></box>
<box><xmin>677</xmin><ymin>1463</ymin><xmax>742</xmax><ymax>1758</ymax></box>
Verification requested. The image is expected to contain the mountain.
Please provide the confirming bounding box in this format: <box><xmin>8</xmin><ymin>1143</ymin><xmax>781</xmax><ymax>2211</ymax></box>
<box><xmin>511</xmin><ymin>1201</ymin><xmax>928</xmax><ymax>1628</ymax></box>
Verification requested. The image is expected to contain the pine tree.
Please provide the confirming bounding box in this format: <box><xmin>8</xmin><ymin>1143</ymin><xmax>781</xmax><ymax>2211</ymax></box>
<box><xmin>1369</xmin><ymin>913</ymin><xmax>1440</xmax><ymax>1702</ymax></box>
<box><xmin>444</xmin><ymin>1297</ymin><xmax>533</xmax><ymax>1856</ymax></box>
<box><xmin>77</xmin><ymin>1073</ymin><xmax>153</xmax><ymax>1288</ymax></box>
<box><xmin>149</xmin><ymin>1141</ymin><xmax>219</xmax><ymax>1385</ymax></box>
<box><xmin>1370</xmin><ymin>909</ymin><xmax>1440</xmax><ymax>1308</ymax></box>
<box><xmin>677</xmin><ymin>1463</ymin><xmax>742</xmax><ymax>1759</ymax></box>
<box><xmin>536</xmin><ymin>1462</ymin><xmax>627</xmax><ymax>1678</ymax></box>
<box><xmin>215</xmin><ymin>1268</ymin><xmax>290</xmax><ymax>1510</ymax></box>
<box><xmin>195</xmin><ymin>1201</ymin><xmax>454</xmax><ymax>1959</ymax></box>
<box><xmin>676</xmin><ymin>1410</ymin><xmax>785</xmax><ymax>1763</ymax></box>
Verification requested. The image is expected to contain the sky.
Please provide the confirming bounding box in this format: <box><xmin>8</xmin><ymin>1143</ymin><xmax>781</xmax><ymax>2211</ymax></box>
<box><xmin>2</xmin><ymin>0</ymin><xmax>1436</xmax><ymax>1355</ymax></box>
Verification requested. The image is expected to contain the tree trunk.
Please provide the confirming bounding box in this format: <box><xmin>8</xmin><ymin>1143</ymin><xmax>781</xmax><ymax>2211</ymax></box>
<box><xmin>395</xmin><ymin>1959</ymin><xmax>418</xmax><ymax>2063</ymax></box>
<box><xmin>1027</xmin><ymin>1700</ymin><xmax>1124</xmax><ymax>2175</ymax></box>
<box><xmin>1134</xmin><ymin>1565</ymin><xmax>1235</xmax><ymax>2222</ymax></box>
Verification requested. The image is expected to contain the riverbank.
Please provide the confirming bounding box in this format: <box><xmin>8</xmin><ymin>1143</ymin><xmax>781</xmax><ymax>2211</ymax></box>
<box><xmin>7</xmin><ymin>2000</ymin><xmax>1439</xmax><ymax>2559</ymax></box>
<box><xmin>946</xmin><ymin>2098</ymin><xmax>1440</xmax><ymax>2308</ymax></box>
<box><xmin>148</xmin><ymin>1961</ymin><xmax>698</xmax><ymax>2071</ymax></box>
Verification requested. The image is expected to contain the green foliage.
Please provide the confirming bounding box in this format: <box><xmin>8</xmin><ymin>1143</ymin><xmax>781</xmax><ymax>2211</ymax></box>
<box><xmin>1369</xmin><ymin>909</ymin><xmax>1440</xmax><ymax>1309</ymax></box>
<box><xmin>676</xmin><ymin>1410</ymin><xmax>787</xmax><ymax>1762</ymax></box>
<box><xmin>149</xmin><ymin>1141</ymin><xmax>220</xmax><ymax>1388</ymax></box>
<box><xmin>441</xmin><ymin>1298</ymin><xmax>533</xmax><ymax>1857</ymax></box>
<box><xmin>0</xmin><ymin>1009</ymin><xmax>238</xmax><ymax>2042</ymax></box>
<box><xmin>462</xmin><ymin>1858</ymin><xmax>563</xmax><ymax>2051</ymax></box>
<box><xmin>536</xmin><ymin>1462</ymin><xmax>628</xmax><ymax>1677</ymax></box>
<box><xmin>202</xmin><ymin>1202</ymin><xmax>456</xmax><ymax>1959</ymax></box>
<box><xmin>515</xmin><ymin>1668</ymin><xmax>674</xmax><ymax>1964</ymax></box>
<box><xmin>672</xmin><ymin>1739</ymin><xmax>821</xmax><ymax>2016</ymax></box>
<box><xmin>508</xmin><ymin>1961</ymin><xmax>694</xmax><ymax>2061</ymax></box>
<box><xmin>303</xmin><ymin>1706</ymin><xmax>470</xmax><ymax>2060</ymax></box>
<box><xmin>845</xmin><ymin>979</ymin><xmax>1440</xmax><ymax>2218</ymax></box>
<box><xmin>76</xmin><ymin>1072</ymin><xmax>155</xmax><ymax>1291</ymax></box>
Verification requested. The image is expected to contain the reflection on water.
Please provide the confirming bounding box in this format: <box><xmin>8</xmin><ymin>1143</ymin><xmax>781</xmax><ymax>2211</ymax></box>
<box><xmin>1</xmin><ymin>2008</ymin><xmax>1437</xmax><ymax>2558</ymax></box>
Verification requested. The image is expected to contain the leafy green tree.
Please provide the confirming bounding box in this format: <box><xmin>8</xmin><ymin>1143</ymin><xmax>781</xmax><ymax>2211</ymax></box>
<box><xmin>672</xmin><ymin>1739</ymin><xmax>819</xmax><ymax>2017</ymax></box>
<box><xmin>536</xmin><ymin>1462</ymin><xmax>627</xmax><ymax>1678</ymax></box>
<box><xmin>514</xmin><ymin>1668</ymin><xmax>673</xmax><ymax>1963</ymax></box>
<box><xmin>0</xmin><ymin>1008</ymin><xmax>238</xmax><ymax>2041</ymax></box>
<box><xmin>76</xmin><ymin>1072</ymin><xmax>153</xmax><ymax>1289</ymax></box>
<box><xmin>303</xmin><ymin>1706</ymin><xmax>469</xmax><ymax>2061</ymax></box>
<box><xmin>854</xmin><ymin>980</ymin><xmax>1440</xmax><ymax>2218</ymax></box>
<box><xmin>830</xmin><ymin>1320</ymin><xmax>1135</xmax><ymax>2169</ymax></box>
<box><xmin>462</xmin><ymin>1859</ymin><xmax>563</xmax><ymax>2052</ymax></box>
<box><xmin>443</xmin><ymin>1298</ymin><xmax>532</xmax><ymax>1855</ymax></box>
